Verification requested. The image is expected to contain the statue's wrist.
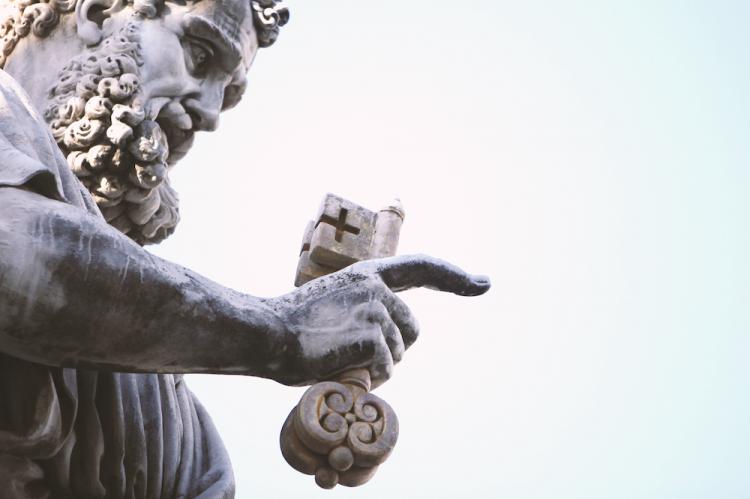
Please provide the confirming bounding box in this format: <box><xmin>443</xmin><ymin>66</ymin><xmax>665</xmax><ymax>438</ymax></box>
<box><xmin>251</xmin><ymin>297</ymin><xmax>304</xmax><ymax>384</ymax></box>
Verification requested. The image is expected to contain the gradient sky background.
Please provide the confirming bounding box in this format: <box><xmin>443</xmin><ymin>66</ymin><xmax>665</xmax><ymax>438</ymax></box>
<box><xmin>150</xmin><ymin>1</ymin><xmax>750</xmax><ymax>498</ymax></box>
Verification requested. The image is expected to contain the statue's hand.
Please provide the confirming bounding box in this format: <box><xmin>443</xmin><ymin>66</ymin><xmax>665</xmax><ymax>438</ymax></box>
<box><xmin>271</xmin><ymin>255</ymin><xmax>490</xmax><ymax>388</ymax></box>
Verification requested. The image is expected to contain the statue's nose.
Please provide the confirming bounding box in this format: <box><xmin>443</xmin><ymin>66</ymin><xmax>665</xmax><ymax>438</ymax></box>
<box><xmin>182</xmin><ymin>88</ymin><xmax>222</xmax><ymax>131</ymax></box>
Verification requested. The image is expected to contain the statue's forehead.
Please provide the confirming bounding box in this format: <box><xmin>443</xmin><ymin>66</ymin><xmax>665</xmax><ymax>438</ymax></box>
<box><xmin>188</xmin><ymin>0</ymin><xmax>253</xmax><ymax>43</ymax></box>
<box><xmin>181</xmin><ymin>0</ymin><xmax>257</xmax><ymax>69</ymax></box>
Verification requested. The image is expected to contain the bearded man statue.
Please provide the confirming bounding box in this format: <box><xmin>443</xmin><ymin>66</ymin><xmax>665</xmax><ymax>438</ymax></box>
<box><xmin>0</xmin><ymin>0</ymin><xmax>490</xmax><ymax>497</ymax></box>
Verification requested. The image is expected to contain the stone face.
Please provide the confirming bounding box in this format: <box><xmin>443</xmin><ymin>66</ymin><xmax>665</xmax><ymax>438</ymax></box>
<box><xmin>0</xmin><ymin>0</ymin><xmax>289</xmax><ymax>246</ymax></box>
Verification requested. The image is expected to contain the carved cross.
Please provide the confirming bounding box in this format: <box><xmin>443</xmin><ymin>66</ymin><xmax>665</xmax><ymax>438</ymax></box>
<box><xmin>317</xmin><ymin>208</ymin><xmax>360</xmax><ymax>242</ymax></box>
<box><xmin>294</xmin><ymin>194</ymin><xmax>403</xmax><ymax>286</ymax></box>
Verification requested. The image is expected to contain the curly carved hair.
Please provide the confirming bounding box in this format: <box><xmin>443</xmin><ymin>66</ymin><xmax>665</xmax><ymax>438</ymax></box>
<box><xmin>0</xmin><ymin>0</ymin><xmax>288</xmax><ymax>67</ymax></box>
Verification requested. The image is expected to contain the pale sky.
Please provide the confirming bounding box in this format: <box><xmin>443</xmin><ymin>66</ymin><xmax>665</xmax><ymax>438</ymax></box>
<box><xmin>151</xmin><ymin>2</ymin><xmax>750</xmax><ymax>498</ymax></box>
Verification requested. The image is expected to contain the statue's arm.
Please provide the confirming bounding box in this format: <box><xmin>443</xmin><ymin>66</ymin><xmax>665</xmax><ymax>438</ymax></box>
<box><xmin>0</xmin><ymin>186</ymin><xmax>294</xmax><ymax>378</ymax></box>
<box><xmin>0</xmin><ymin>186</ymin><xmax>490</xmax><ymax>385</ymax></box>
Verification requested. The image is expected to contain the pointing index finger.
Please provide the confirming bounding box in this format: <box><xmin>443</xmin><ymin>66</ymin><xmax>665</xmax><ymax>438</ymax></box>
<box><xmin>356</xmin><ymin>254</ymin><xmax>491</xmax><ymax>296</ymax></box>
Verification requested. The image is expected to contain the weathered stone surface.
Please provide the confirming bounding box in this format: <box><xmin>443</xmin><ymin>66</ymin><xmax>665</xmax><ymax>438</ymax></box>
<box><xmin>294</xmin><ymin>194</ymin><xmax>407</xmax><ymax>286</ymax></box>
<box><xmin>287</xmin><ymin>196</ymin><xmax>407</xmax><ymax>488</ymax></box>
<box><xmin>309</xmin><ymin>193</ymin><xmax>377</xmax><ymax>268</ymax></box>
<box><xmin>280</xmin><ymin>369</ymin><xmax>397</xmax><ymax>489</ymax></box>
<box><xmin>372</xmin><ymin>199</ymin><xmax>405</xmax><ymax>259</ymax></box>
<box><xmin>0</xmin><ymin>0</ymin><xmax>490</xmax><ymax>496</ymax></box>
<box><xmin>295</xmin><ymin>221</ymin><xmax>338</xmax><ymax>287</ymax></box>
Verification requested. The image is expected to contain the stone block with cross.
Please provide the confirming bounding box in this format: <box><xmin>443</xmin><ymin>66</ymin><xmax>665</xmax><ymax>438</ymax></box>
<box><xmin>294</xmin><ymin>193</ymin><xmax>405</xmax><ymax>287</ymax></box>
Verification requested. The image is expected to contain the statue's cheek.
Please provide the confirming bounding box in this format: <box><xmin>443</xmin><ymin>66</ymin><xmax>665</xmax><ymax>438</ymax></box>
<box><xmin>136</xmin><ymin>27</ymin><xmax>194</xmax><ymax>97</ymax></box>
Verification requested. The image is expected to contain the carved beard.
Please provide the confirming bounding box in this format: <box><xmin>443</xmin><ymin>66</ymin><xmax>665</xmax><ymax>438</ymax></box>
<box><xmin>43</xmin><ymin>19</ymin><xmax>194</xmax><ymax>245</ymax></box>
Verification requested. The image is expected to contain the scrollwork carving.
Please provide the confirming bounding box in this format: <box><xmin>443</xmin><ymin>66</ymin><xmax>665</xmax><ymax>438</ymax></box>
<box><xmin>252</xmin><ymin>0</ymin><xmax>289</xmax><ymax>48</ymax></box>
<box><xmin>279</xmin><ymin>368</ymin><xmax>399</xmax><ymax>489</ymax></box>
<box><xmin>63</xmin><ymin>117</ymin><xmax>106</xmax><ymax>149</ymax></box>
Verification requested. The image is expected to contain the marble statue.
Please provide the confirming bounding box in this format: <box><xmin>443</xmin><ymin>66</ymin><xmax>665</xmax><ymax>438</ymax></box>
<box><xmin>0</xmin><ymin>0</ymin><xmax>490</xmax><ymax>497</ymax></box>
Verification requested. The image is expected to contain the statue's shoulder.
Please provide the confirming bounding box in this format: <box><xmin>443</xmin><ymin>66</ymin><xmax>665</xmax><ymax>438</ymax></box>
<box><xmin>0</xmin><ymin>69</ymin><xmax>48</xmax><ymax>133</ymax></box>
<box><xmin>0</xmin><ymin>69</ymin><xmax>71</xmax><ymax>202</ymax></box>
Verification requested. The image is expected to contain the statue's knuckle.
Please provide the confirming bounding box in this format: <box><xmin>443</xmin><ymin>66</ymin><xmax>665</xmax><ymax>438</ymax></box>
<box><xmin>364</xmin><ymin>305</ymin><xmax>386</xmax><ymax>325</ymax></box>
<box><xmin>362</xmin><ymin>277</ymin><xmax>386</xmax><ymax>295</ymax></box>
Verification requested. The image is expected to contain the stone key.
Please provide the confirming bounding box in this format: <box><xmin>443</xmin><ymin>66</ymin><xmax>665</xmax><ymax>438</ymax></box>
<box><xmin>282</xmin><ymin>193</ymin><xmax>405</xmax><ymax>489</ymax></box>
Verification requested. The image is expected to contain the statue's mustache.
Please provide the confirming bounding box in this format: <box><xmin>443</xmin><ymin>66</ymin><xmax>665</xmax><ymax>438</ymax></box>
<box><xmin>149</xmin><ymin>98</ymin><xmax>196</xmax><ymax>166</ymax></box>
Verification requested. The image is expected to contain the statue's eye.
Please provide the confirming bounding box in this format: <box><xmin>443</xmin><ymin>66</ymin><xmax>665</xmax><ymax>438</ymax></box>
<box><xmin>184</xmin><ymin>38</ymin><xmax>214</xmax><ymax>76</ymax></box>
<box><xmin>191</xmin><ymin>44</ymin><xmax>208</xmax><ymax>67</ymax></box>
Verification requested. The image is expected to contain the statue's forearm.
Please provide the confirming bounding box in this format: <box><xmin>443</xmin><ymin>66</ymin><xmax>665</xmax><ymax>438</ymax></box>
<box><xmin>0</xmin><ymin>187</ymin><xmax>297</xmax><ymax>378</ymax></box>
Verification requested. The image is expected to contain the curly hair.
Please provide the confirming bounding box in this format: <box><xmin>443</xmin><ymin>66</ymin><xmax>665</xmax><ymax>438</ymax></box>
<box><xmin>0</xmin><ymin>0</ymin><xmax>288</xmax><ymax>67</ymax></box>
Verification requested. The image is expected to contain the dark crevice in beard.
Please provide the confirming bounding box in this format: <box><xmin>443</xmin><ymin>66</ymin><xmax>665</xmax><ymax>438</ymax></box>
<box><xmin>44</xmin><ymin>19</ymin><xmax>181</xmax><ymax>245</ymax></box>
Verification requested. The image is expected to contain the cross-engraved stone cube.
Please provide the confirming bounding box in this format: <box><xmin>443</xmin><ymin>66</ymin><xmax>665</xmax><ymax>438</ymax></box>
<box><xmin>294</xmin><ymin>194</ymin><xmax>404</xmax><ymax>287</ymax></box>
<box><xmin>308</xmin><ymin>194</ymin><xmax>376</xmax><ymax>269</ymax></box>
